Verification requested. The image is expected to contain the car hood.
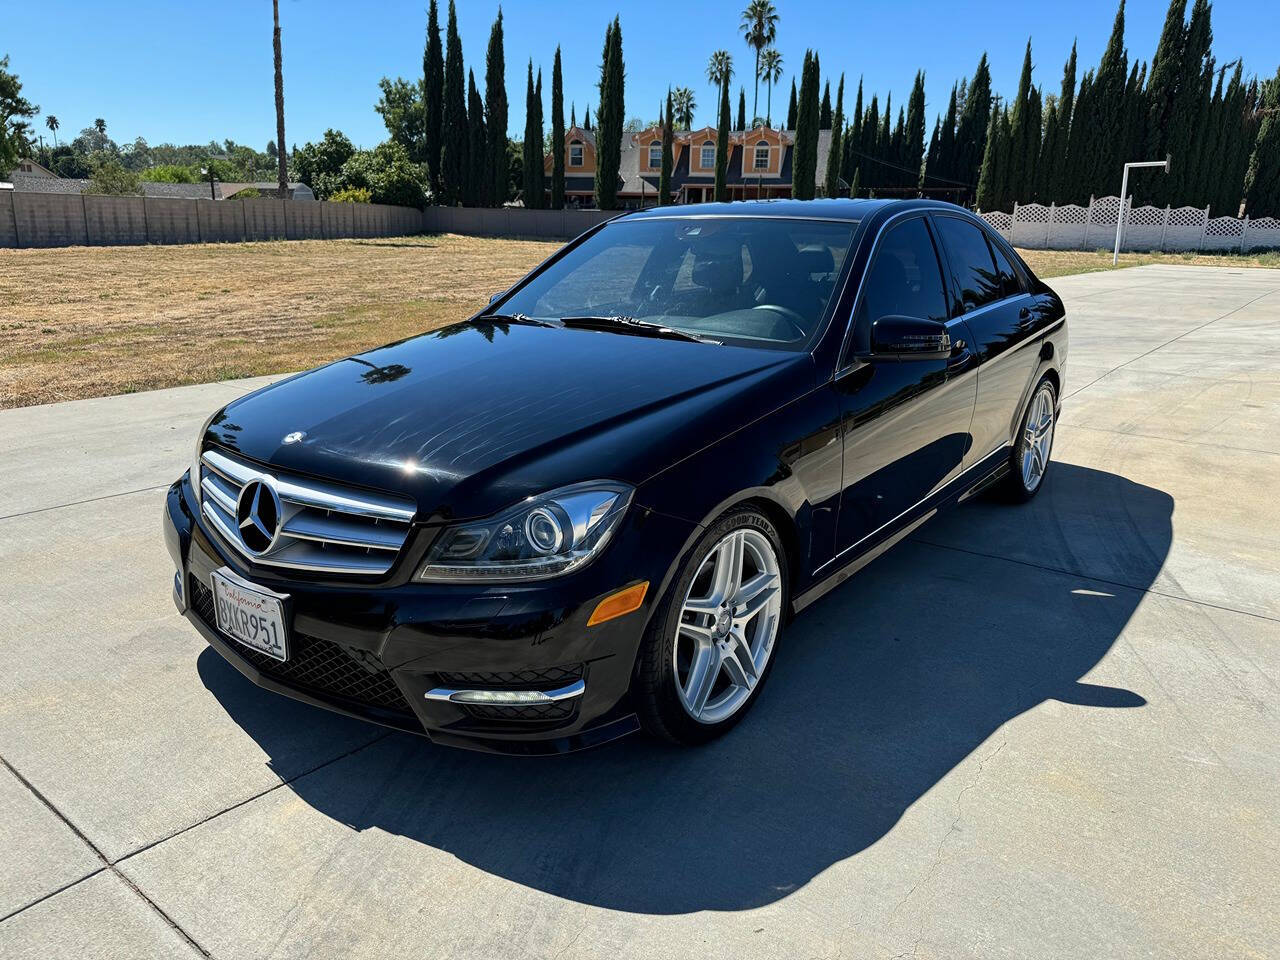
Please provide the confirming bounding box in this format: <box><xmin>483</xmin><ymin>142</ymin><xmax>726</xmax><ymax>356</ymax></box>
<box><xmin>205</xmin><ymin>319</ymin><xmax>814</xmax><ymax>521</ymax></box>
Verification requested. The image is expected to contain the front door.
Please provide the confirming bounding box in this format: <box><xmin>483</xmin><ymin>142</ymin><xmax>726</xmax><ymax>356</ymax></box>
<box><xmin>833</xmin><ymin>214</ymin><xmax>978</xmax><ymax>556</ymax></box>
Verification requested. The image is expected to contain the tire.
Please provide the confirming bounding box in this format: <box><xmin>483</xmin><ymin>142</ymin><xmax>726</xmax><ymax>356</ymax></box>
<box><xmin>1001</xmin><ymin>376</ymin><xmax>1057</xmax><ymax>503</ymax></box>
<box><xmin>634</xmin><ymin>506</ymin><xmax>789</xmax><ymax>746</ymax></box>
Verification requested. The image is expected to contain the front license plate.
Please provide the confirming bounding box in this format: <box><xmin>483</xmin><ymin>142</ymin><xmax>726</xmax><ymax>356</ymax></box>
<box><xmin>211</xmin><ymin>570</ymin><xmax>289</xmax><ymax>662</ymax></box>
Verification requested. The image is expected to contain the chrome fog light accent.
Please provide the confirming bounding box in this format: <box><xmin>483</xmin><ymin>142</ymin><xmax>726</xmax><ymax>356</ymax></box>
<box><xmin>424</xmin><ymin>680</ymin><xmax>586</xmax><ymax>704</ymax></box>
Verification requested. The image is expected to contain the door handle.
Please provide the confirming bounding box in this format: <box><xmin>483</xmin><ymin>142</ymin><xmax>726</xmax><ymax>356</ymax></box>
<box><xmin>1016</xmin><ymin>306</ymin><xmax>1034</xmax><ymax>330</ymax></box>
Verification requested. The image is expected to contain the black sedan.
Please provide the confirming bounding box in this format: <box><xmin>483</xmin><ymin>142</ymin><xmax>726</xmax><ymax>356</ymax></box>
<box><xmin>163</xmin><ymin>199</ymin><xmax>1067</xmax><ymax>753</ymax></box>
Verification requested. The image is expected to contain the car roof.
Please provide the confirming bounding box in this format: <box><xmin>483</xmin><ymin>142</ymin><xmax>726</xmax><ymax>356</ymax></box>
<box><xmin>617</xmin><ymin>197</ymin><xmax>972</xmax><ymax>223</ymax></box>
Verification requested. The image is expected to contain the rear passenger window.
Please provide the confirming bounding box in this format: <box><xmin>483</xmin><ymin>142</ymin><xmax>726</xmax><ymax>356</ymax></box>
<box><xmin>988</xmin><ymin>237</ymin><xmax>1023</xmax><ymax>298</ymax></box>
<box><xmin>855</xmin><ymin>217</ymin><xmax>948</xmax><ymax>337</ymax></box>
<box><xmin>934</xmin><ymin>216</ymin><xmax>1002</xmax><ymax>313</ymax></box>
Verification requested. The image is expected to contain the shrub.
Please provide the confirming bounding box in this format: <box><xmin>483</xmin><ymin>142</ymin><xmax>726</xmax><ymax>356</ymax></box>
<box><xmin>232</xmin><ymin>187</ymin><xmax>262</xmax><ymax>199</ymax></box>
<box><xmin>84</xmin><ymin>159</ymin><xmax>142</xmax><ymax>196</ymax></box>
<box><xmin>329</xmin><ymin>186</ymin><xmax>372</xmax><ymax>203</ymax></box>
<box><xmin>143</xmin><ymin>164</ymin><xmax>200</xmax><ymax>183</ymax></box>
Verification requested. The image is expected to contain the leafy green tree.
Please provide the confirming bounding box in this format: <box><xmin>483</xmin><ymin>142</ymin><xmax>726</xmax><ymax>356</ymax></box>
<box><xmin>439</xmin><ymin>0</ymin><xmax>467</xmax><ymax>205</ymax></box>
<box><xmin>740</xmin><ymin>0</ymin><xmax>778</xmax><ymax>133</ymax></box>
<box><xmin>659</xmin><ymin>89</ymin><xmax>674</xmax><ymax>205</ymax></box>
<box><xmin>824</xmin><ymin>73</ymin><xmax>845</xmax><ymax>197</ymax></box>
<box><xmin>1</xmin><ymin>55</ymin><xmax>38</xmax><ymax>171</ymax></box>
<box><xmin>793</xmin><ymin>50</ymin><xmax>820</xmax><ymax>199</ymax></box>
<box><xmin>375</xmin><ymin>77</ymin><xmax>425</xmax><ymax>160</ymax></box>
<box><xmin>466</xmin><ymin>69</ymin><xmax>487</xmax><ymax>206</ymax></box>
<box><xmin>292</xmin><ymin>129</ymin><xmax>355</xmax><ymax>197</ymax></box>
<box><xmin>714</xmin><ymin>74</ymin><xmax>730</xmax><ymax>201</ymax></box>
<box><xmin>485</xmin><ymin>9</ymin><xmax>508</xmax><ymax>205</ymax></box>
<box><xmin>331</xmin><ymin>141</ymin><xmax>428</xmax><ymax>207</ymax></box>
<box><xmin>550</xmin><ymin>47</ymin><xmax>565</xmax><ymax>209</ymax></box>
<box><xmin>423</xmin><ymin>0</ymin><xmax>444</xmax><ymax>195</ymax></box>
<box><xmin>85</xmin><ymin>158</ymin><xmax>141</xmax><ymax>196</ymax></box>
<box><xmin>329</xmin><ymin>186</ymin><xmax>372</xmax><ymax>203</ymax></box>
<box><xmin>595</xmin><ymin>17</ymin><xmax>624</xmax><ymax>210</ymax></box>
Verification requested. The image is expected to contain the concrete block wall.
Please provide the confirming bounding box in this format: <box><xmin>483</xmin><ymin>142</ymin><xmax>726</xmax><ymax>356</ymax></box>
<box><xmin>0</xmin><ymin>192</ymin><xmax>424</xmax><ymax>248</ymax></box>
<box><xmin>421</xmin><ymin>206</ymin><xmax>617</xmax><ymax>240</ymax></box>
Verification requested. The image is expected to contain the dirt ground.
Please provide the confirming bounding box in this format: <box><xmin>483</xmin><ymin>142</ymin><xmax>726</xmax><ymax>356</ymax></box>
<box><xmin>2</xmin><ymin>233</ymin><xmax>1274</xmax><ymax>408</ymax></box>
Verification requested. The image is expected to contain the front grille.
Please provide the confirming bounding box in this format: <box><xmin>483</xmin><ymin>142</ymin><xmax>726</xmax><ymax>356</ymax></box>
<box><xmin>436</xmin><ymin>664</ymin><xmax>584</xmax><ymax>689</ymax></box>
<box><xmin>190</xmin><ymin>577</ymin><xmax>415</xmax><ymax>718</ymax></box>
<box><xmin>198</xmin><ymin>447</ymin><xmax>415</xmax><ymax>576</ymax></box>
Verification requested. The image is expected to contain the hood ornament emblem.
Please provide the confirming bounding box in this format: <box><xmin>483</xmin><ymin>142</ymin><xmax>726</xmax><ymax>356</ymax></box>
<box><xmin>282</xmin><ymin>431</ymin><xmax>305</xmax><ymax>444</ymax></box>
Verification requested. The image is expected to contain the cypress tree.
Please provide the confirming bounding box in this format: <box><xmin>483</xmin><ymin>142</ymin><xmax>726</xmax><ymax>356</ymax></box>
<box><xmin>439</xmin><ymin>0</ymin><xmax>467</xmax><ymax>206</ymax></box>
<box><xmin>583</xmin><ymin>105</ymin><xmax>591</xmax><ymax>130</ymax></box>
<box><xmin>484</xmin><ymin>9</ymin><xmax>508</xmax><ymax>206</ymax></box>
<box><xmin>820</xmin><ymin>81</ymin><xmax>832</xmax><ymax>129</ymax></box>
<box><xmin>1037</xmin><ymin>98</ymin><xmax>1060</xmax><ymax>201</ymax></box>
<box><xmin>824</xmin><ymin>73</ymin><xmax>845</xmax><ymax>197</ymax></box>
<box><xmin>465</xmin><ymin>69</ymin><xmax>486</xmax><ymax>206</ymax></box>
<box><xmin>737</xmin><ymin>86</ymin><xmax>746</xmax><ymax>130</ymax></box>
<box><xmin>924</xmin><ymin>117</ymin><xmax>940</xmax><ymax>189</ymax></box>
<box><xmin>569</xmin><ymin>103</ymin><xmax>576</xmax><ymax>128</ymax></box>
<box><xmin>880</xmin><ymin>91</ymin><xmax>892</xmax><ymax>181</ymax></box>
<box><xmin>714</xmin><ymin>74</ymin><xmax>730</xmax><ymax>201</ymax></box>
<box><xmin>1215</xmin><ymin>63</ymin><xmax>1247</xmax><ymax>214</ymax></box>
<box><xmin>849</xmin><ymin>168</ymin><xmax>860</xmax><ymax>199</ymax></box>
<box><xmin>793</xmin><ymin>51</ymin><xmax>821</xmax><ymax>199</ymax></box>
<box><xmin>1087</xmin><ymin>0</ymin><xmax>1129</xmax><ymax>200</ymax></box>
<box><xmin>1045</xmin><ymin>43</ymin><xmax>1077</xmax><ymax>203</ymax></box>
<box><xmin>862</xmin><ymin>94</ymin><xmax>879</xmax><ymax>190</ymax></box>
<box><xmin>976</xmin><ymin>97</ymin><xmax>1007</xmax><ymax>210</ymax></box>
<box><xmin>1244</xmin><ymin>66</ymin><xmax>1280</xmax><ymax>216</ymax></box>
<box><xmin>891</xmin><ymin>107</ymin><xmax>906</xmax><ymax>187</ymax></box>
<box><xmin>905</xmin><ymin>70</ymin><xmax>926</xmax><ymax>191</ymax></box>
<box><xmin>842</xmin><ymin>77</ymin><xmax>863</xmax><ymax>185</ymax></box>
<box><xmin>786</xmin><ymin>78</ymin><xmax>798</xmax><ymax>128</ymax></box>
<box><xmin>1064</xmin><ymin>71</ymin><xmax>1094</xmax><ymax>203</ymax></box>
<box><xmin>595</xmin><ymin>17</ymin><xmax>624</xmax><ymax>210</ymax></box>
<box><xmin>938</xmin><ymin>83</ymin><xmax>958</xmax><ymax>183</ymax></box>
<box><xmin>1007</xmin><ymin>41</ymin><xmax>1035</xmax><ymax>203</ymax></box>
<box><xmin>1168</xmin><ymin>0</ymin><xmax>1212</xmax><ymax>202</ymax></box>
<box><xmin>550</xmin><ymin>47</ymin><xmax>565</xmax><ymax>209</ymax></box>
<box><xmin>521</xmin><ymin>63</ymin><xmax>545</xmax><ymax>208</ymax></box>
<box><xmin>423</xmin><ymin>0</ymin><xmax>444</xmax><ymax>198</ymax></box>
<box><xmin>1145</xmin><ymin>0</ymin><xmax>1187</xmax><ymax>204</ymax></box>
<box><xmin>659</xmin><ymin>88</ymin><xmax>673</xmax><ymax>205</ymax></box>
<box><xmin>955</xmin><ymin>54</ymin><xmax>992</xmax><ymax>192</ymax></box>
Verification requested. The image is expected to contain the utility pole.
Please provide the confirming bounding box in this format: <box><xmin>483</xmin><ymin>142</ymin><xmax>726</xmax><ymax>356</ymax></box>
<box><xmin>1113</xmin><ymin>156</ymin><xmax>1171</xmax><ymax>265</ymax></box>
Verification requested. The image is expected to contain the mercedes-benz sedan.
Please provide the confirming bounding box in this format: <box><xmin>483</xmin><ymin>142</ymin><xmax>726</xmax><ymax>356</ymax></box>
<box><xmin>163</xmin><ymin>199</ymin><xmax>1067</xmax><ymax>753</ymax></box>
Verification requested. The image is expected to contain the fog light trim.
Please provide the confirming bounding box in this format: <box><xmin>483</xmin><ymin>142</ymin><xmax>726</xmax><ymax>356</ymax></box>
<box><xmin>424</xmin><ymin>680</ymin><xmax>586</xmax><ymax>704</ymax></box>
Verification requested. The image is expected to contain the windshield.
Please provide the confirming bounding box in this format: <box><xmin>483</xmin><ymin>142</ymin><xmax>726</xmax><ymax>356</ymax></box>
<box><xmin>497</xmin><ymin>217</ymin><xmax>858</xmax><ymax>349</ymax></box>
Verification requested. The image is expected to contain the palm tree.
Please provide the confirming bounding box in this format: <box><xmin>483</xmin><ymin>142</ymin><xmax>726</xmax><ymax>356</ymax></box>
<box><xmin>672</xmin><ymin>87</ymin><xmax>697</xmax><ymax>130</ymax></box>
<box><xmin>706</xmin><ymin>50</ymin><xmax>733</xmax><ymax>113</ymax></box>
<box><xmin>45</xmin><ymin>115</ymin><xmax>59</xmax><ymax>148</ymax></box>
<box><xmin>740</xmin><ymin>0</ymin><xmax>778</xmax><ymax>131</ymax></box>
<box><xmin>93</xmin><ymin>118</ymin><xmax>106</xmax><ymax>136</ymax></box>
<box><xmin>759</xmin><ymin>48</ymin><xmax>783</xmax><ymax>127</ymax></box>
<box><xmin>272</xmin><ymin>0</ymin><xmax>288</xmax><ymax>196</ymax></box>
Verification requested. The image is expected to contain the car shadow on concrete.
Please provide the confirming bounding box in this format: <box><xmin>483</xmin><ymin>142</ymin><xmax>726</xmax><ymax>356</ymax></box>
<box><xmin>199</xmin><ymin>462</ymin><xmax>1167</xmax><ymax>914</ymax></box>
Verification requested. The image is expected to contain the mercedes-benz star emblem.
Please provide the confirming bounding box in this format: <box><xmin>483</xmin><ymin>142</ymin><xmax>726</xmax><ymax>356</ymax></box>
<box><xmin>236</xmin><ymin>478</ymin><xmax>283</xmax><ymax>554</ymax></box>
<box><xmin>282</xmin><ymin>431</ymin><xmax>305</xmax><ymax>444</ymax></box>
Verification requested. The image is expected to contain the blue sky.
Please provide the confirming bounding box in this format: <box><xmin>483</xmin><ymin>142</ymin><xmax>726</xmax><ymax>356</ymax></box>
<box><xmin>8</xmin><ymin>0</ymin><xmax>1276</xmax><ymax>152</ymax></box>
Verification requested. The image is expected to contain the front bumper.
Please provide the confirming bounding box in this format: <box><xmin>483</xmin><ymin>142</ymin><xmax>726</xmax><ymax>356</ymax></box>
<box><xmin>163</xmin><ymin>474</ymin><xmax>694</xmax><ymax>754</ymax></box>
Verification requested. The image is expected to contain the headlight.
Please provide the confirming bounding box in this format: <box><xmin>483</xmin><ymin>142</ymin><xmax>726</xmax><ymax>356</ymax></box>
<box><xmin>190</xmin><ymin>410</ymin><xmax>218</xmax><ymax>506</ymax></box>
<box><xmin>417</xmin><ymin>481</ymin><xmax>633</xmax><ymax>582</ymax></box>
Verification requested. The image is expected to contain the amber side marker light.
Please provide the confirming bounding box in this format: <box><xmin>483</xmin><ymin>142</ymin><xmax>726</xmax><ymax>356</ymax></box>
<box><xmin>587</xmin><ymin>581</ymin><xmax>649</xmax><ymax>627</ymax></box>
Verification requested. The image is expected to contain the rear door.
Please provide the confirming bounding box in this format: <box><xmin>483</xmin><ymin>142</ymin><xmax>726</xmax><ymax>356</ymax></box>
<box><xmin>832</xmin><ymin>213</ymin><xmax>978</xmax><ymax>555</ymax></box>
<box><xmin>931</xmin><ymin>213</ymin><xmax>1041</xmax><ymax>468</ymax></box>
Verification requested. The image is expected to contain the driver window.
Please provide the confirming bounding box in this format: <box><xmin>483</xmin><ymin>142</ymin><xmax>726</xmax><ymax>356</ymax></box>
<box><xmin>848</xmin><ymin>217</ymin><xmax>948</xmax><ymax>358</ymax></box>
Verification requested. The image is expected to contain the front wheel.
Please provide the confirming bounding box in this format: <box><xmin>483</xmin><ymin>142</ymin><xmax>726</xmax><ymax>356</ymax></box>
<box><xmin>633</xmin><ymin>508</ymin><xmax>788</xmax><ymax>745</ymax></box>
<box><xmin>1001</xmin><ymin>376</ymin><xmax>1057</xmax><ymax>502</ymax></box>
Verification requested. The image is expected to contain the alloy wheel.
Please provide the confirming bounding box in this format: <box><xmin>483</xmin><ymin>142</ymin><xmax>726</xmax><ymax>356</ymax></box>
<box><xmin>674</xmin><ymin>527</ymin><xmax>782</xmax><ymax>724</ymax></box>
<box><xmin>1021</xmin><ymin>383</ymin><xmax>1056</xmax><ymax>492</ymax></box>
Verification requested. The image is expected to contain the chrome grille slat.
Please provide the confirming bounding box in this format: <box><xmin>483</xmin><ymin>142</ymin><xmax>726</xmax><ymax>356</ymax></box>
<box><xmin>199</xmin><ymin>448</ymin><xmax>415</xmax><ymax>576</ymax></box>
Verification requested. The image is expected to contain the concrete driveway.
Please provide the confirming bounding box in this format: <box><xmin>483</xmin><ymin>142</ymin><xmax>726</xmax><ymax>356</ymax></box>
<box><xmin>1</xmin><ymin>264</ymin><xmax>1277</xmax><ymax>959</ymax></box>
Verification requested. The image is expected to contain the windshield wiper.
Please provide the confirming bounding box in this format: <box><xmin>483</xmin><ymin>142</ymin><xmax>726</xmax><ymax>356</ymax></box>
<box><xmin>477</xmin><ymin>312</ymin><xmax>562</xmax><ymax>328</ymax></box>
<box><xmin>559</xmin><ymin>315</ymin><xmax>717</xmax><ymax>344</ymax></box>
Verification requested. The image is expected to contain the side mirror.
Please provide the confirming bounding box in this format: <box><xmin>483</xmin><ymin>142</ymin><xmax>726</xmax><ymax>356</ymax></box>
<box><xmin>870</xmin><ymin>315</ymin><xmax>951</xmax><ymax>361</ymax></box>
<box><xmin>488</xmin><ymin>290</ymin><xmax>505</xmax><ymax>304</ymax></box>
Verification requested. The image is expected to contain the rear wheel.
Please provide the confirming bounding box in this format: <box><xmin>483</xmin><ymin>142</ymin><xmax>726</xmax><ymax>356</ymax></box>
<box><xmin>1001</xmin><ymin>377</ymin><xmax>1057</xmax><ymax>502</ymax></box>
<box><xmin>634</xmin><ymin>508</ymin><xmax>787</xmax><ymax>745</ymax></box>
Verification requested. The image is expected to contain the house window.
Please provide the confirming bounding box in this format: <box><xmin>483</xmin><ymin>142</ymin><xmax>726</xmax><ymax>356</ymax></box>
<box><xmin>754</xmin><ymin>141</ymin><xmax>770</xmax><ymax>170</ymax></box>
<box><xmin>648</xmin><ymin>141</ymin><xmax>661</xmax><ymax>168</ymax></box>
<box><xmin>700</xmin><ymin>141</ymin><xmax>715</xmax><ymax>168</ymax></box>
<box><xmin>569</xmin><ymin>141</ymin><xmax>583</xmax><ymax>167</ymax></box>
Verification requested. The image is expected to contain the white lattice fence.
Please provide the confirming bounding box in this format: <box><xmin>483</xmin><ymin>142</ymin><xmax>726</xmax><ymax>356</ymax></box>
<box><xmin>983</xmin><ymin>196</ymin><xmax>1278</xmax><ymax>253</ymax></box>
<box><xmin>1244</xmin><ymin>217</ymin><xmax>1280</xmax><ymax>252</ymax></box>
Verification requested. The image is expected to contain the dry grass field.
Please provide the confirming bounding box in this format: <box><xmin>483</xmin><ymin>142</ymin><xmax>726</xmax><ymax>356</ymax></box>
<box><xmin>2</xmin><ymin>233</ymin><xmax>1275</xmax><ymax>408</ymax></box>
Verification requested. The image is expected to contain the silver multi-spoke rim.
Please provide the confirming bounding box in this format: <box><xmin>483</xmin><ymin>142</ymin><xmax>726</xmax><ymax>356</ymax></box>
<box><xmin>674</xmin><ymin>527</ymin><xmax>782</xmax><ymax>724</ymax></box>
<box><xmin>1021</xmin><ymin>384</ymin><xmax>1055</xmax><ymax>492</ymax></box>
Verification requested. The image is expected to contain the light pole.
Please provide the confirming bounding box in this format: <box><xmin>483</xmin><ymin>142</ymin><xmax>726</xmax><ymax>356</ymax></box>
<box><xmin>201</xmin><ymin>166</ymin><xmax>217</xmax><ymax>200</ymax></box>
<box><xmin>1113</xmin><ymin>156</ymin><xmax>1171</xmax><ymax>265</ymax></box>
